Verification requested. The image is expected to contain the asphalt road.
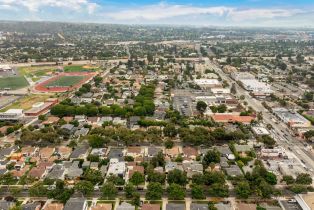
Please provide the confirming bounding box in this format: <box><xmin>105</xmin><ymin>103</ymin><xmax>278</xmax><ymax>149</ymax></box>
<box><xmin>211</xmin><ymin>61</ymin><xmax>314</xmax><ymax>179</ymax></box>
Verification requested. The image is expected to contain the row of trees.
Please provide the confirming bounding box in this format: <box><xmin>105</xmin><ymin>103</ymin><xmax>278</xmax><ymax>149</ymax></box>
<box><xmin>51</xmin><ymin>84</ymin><xmax>156</xmax><ymax>118</ymax></box>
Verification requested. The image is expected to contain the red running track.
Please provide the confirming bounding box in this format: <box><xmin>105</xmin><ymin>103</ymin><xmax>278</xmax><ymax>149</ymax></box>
<box><xmin>34</xmin><ymin>72</ymin><xmax>96</xmax><ymax>93</ymax></box>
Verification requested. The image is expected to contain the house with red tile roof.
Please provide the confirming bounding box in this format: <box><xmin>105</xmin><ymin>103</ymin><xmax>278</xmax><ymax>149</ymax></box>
<box><xmin>211</xmin><ymin>114</ymin><xmax>254</xmax><ymax>124</ymax></box>
<box><xmin>141</xmin><ymin>204</ymin><xmax>160</xmax><ymax>210</ymax></box>
<box><xmin>182</xmin><ymin>147</ymin><xmax>198</xmax><ymax>160</ymax></box>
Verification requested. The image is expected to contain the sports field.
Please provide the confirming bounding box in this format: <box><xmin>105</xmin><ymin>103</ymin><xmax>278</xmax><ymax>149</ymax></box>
<box><xmin>45</xmin><ymin>75</ymin><xmax>86</xmax><ymax>87</ymax></box>
<box><xmin>0</xmin><ymin>76</ymin><xmax>29</xmax><ymax>90</ymax></box>
<box><xmin>64</xmin><ymin>65</ymin><xmax>98</xmax><ymax>72</ymax></box>
<box><xmin>34</xmin><ymin>72</ymin><xmax>96</xmax><ymax>92</ymax></box>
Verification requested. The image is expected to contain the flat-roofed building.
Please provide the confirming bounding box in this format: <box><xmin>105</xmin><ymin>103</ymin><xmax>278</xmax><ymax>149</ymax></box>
<box><xmin>0</xmin><ymin>109</ymin><xmax>24</xmax><ymax>121</ymax></box>
<box><xmin>106</xmin><ymin>158</ymin><xmax>126</xmax><ymax>179</ymax></box>
<box><xmin>295</xmin><ymin>193</ymin><xmax>314</xmax><ymax>210</ymax></box>
<box><xmin>273</xmin><ymin>108</ymin><xmax>311</xmax><ymax>128</ymax></box>
<box><xmin>252</xmin><ymin>126</ymin><xmax>270</xmax><ymax>136</ymax></box>
<box><xmin>194</xmin><ymin>79</ymin><xmax>222</xmax><ymax>89</ymax></box>
<box><xmin>25</xmin><ymin>99</ymin><xmax>58</xmax><ymax>117</ymax></box>
<box><xmin>231</xmin><ymin>72</ymin><xmax>255</xmax><ymax>81</ymax></box>
<box><xmin>239</xmin><ymin>79</ymin><xmax>272</xmax><ymax>97</ymax></box>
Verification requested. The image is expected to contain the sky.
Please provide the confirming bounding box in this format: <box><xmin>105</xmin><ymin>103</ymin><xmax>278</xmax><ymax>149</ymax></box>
<box><xmin>0</xmin><ymin>0</ymin><xmax>313</xmax><ymax>27</ymax></box>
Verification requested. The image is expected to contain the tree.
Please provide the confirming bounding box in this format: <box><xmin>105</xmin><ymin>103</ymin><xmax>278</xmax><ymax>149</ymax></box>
<box><xmin>106</xmin><ymin>175</ymin><xmax>125</xmax><ymax>186</ymax></box>
<box><xmin>29</xmin><ymin>182</ymin><xmax>47</xmax><ymax>197</ymax></box>
<box><xmin>167</xmin><ymin>169</ymin><xmax>187</xmax><ymax>186</ymax></box>
<box><xmin>163</xmin><ymin>124</ymin><xmax>177</xmax><ymax>137</ymax></box>
<box><xmin>288</xmin><ymin>184</ymin><xmax>308</xmax><ymax>194</ymax></box>
<box><xmin>208</xmin><ymin>183</ymin><xmax>229</xmax><ymax>197</ymax></box>
<box><xmin>131</xmin><ymin>192</ymin><xmax>140</xmax><ymax>206</ymax></box>
<box><xmin>88</xmin><ymin>135</ymin><xmax>108</xmax><ymax>148</ymax></box>
<box><xmin>125</xmin><ymin>183</ymin><xmax>135</xmax><ymax>198</ymax></box>
<box><xmin>226</xmin><ymin>57</ymin><xmax>231</xmax><ymax>64</ymax></box>
<box><xmin>196</xmin><ymin>101</ymin><xmax>207</xmax><ymax>114</ymax></box>
<box><xmin>202</xmin><ymin>149</ymin><xmax>220</xmax><ymax>168</ymax></box>
<box><xmin>235</xmin><ymin>181</ymin><xmax>251</xmax><ymax>199</ymax></box>
<box><xmin>304</xmin><ymin>130</ymin><xmax>314</xmax><ymax>141</ymax></box>
<box><xmin>164</xmin><ymin>139</ymin><xmax>174</xmax><ymax>149</ymax></box>
<box><xmin>74</xmin><ymin>181</ymin><xmax>94</xmax><ymax>196</ymax></box>
<box><xmin>101</xmin><ymin>182</ymin><xmax>117</xmax><ymax>199</ymax></box>
<box><xmin>0</xmin><ymin>173</ymin><xmax>16</xmax><ymax>185</ymax></box>
<box><xmin>208</xmin><ymin>202</ymin><xmax>218</xmax><ymax>210</ymax></box>
<box><xmin>257</xmin><ymin>206</ymin><xmax>266</xmax><ymax>210</ymax></box>
<box><xmin>147</xmin><ymin>171</ymin><xmax>166</xmax><ymax>184</ymax></box>
<box><xmin>265</xmin><ymin>172</ymin><xmax>277</xmax><ymax>185</ymax></box>
<box><xmin>147</xmin><ymin>53</ymin><xmax>154</xmax><ymax>63</ymax></box>
<box><xmin>296</xmin><ymin>173</ymin><xmax>312</xmax><ymax>185</ymax></box>
<box><xmin>6</xmin><ymin>127</ymin><xmax>15</xmax><ymax>135</ymax></box>
<box><xmin>261</xmin><ymin>135</ymin><xmax>276</xmax><ymax>147</ymax></box>
<box><xmin>282</xmin><ymin>175</ymin><xmax>295</xmax><ymax>185</ymax></box>
<box><xmin>129</xmin><ymin>172</ymin><xmax>145</xmax><ymax>186</ymax></box>
<box><xmin>124</xmin><ymin>156</ymin><xmax>134</xmax><ymax>162</ymax></box>
<box><xmin>217</xmin><ymin>104</ymin><xmax>227</xmax><ymax>113</ymax></box>
<box><xmin>83</xmin><ymin>169</ymin><xmax>103</xmax><ymax>185</ymax></box>
<box><xmin>259</xmin><ymin>181</ymin><xmax>273</xmax><ymax>198</ymax></box>
<box><xmin>191</xmin><ymin>184</ymin><xmax>205</xmax><ymax>199</ymax></box>
<box><xmin>203</xmin><ymin>172</ymin><xmax>225</xmax><ymax>186</ymax></box>
<box><xmin>192</xmin><ymin>174</ymin><xmax>205</xmax><ymax>185</ymax></box>
<box><xmin>47</xmin><ymin>180</ymin><xmax>73</xmax><ymax>204</ymax></box>
<box><xmin>167</xmin><ymin>183</ymin><xmax>185</xmax><ymax>200</ymax></box>
<box><xmin>9</xmin><ymin>206</ymin><xmax>22</xmax><ymax>210</ymax></box>
<box><xmin>151</xmin><ymin>151</ymin><xmax>165</xmax><ymax>167</ymax></box>
<box><xmin>146</xmin><ymin>182</ymin><xmax>163</xmax><ymax>200</ymax></box>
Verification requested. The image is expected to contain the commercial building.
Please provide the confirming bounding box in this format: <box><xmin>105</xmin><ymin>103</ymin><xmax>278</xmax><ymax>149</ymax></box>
<box><xmin>25</xmin><ymin>98</ymin><xmax>58</xmax><ymax>117</ymax></box>
<box><xmin>0</xmin><ymin>65</ymin><xmax>12</xmax><ymax>72</ymax></box>
<box><xmin>211</xmin><ymin>88</ymin><xmax>231</xmax><ymax>94</ymax></box>
<box><xmin>194</xmin><ymin>79</ymin><xmax>222</xmax><ymax>89</ymax></box>
<box><xmin>273</xmin><ymin>108</ymin><xmax>311</xmax><ymax>128</ymax></box>
<box><xmin>231</xmin><ymin>72</ymin><xmax>255</xmax><ymax>81</ymax></box>
<box><xmin>295</xmin><ymin>193</ymin><xmax>314</xmax><ymax>210</ymax></box>
<box><xmin>211</xmin><ymin>114</ymin><xmax>255</xmax><ymax>124</ymax></box>
<box><xmin>0</xmin><ymin>109</ymin><xmax>24</xmax><ymax>121</ymax></box>
<box><xmin>239</xmin><ymin>79</ymin><xmax>272</xmax><ymax>97</ymax></box>
<box><xmin>252</xmin><ymin>126</ymin><xmax>270</xmax><ymax>136</ymax></box>
<box><xmin>260</xmin><ymin>147</ymin><xmax>287</xmax><ymax>159</ymax></box>
<box><xmin>195</xmin><ymin>95</ymin><xmax>237</xmax><ymax>107</ymax></box>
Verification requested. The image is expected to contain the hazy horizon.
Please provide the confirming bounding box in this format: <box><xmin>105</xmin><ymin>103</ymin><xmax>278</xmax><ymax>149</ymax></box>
<box><xmin>0</xmin><ymin>0</ymin><xmax>313</xmax><ymax>27</ymax></box>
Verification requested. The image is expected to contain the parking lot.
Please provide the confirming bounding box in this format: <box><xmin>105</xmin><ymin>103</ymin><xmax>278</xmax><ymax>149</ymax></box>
<box><xmin>173</xmin><ymin>96</ymin><xmax>193</xmax><ymax>116</ymax></box>
<box><xmin>0</xmin><ymin>95</ymin><xmax>21</xmax><ymax>109</ymax></box>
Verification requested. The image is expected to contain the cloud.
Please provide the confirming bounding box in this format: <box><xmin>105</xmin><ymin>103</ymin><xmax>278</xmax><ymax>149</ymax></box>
<box><xmin>228</xmin><ymin>8</ymin><xmax>303</xmax><ymax>21</ymax></box>
<box><xmin>0</xmin><ymin>0</ymin><xmax>99</xmax><ymax>13</ymax></box>
<box><xmin>106</xmin><ymin>2</ymin><xmax>305</xmax><ymax>24</ymax></box>
<box><xmin>107</xmin><ymin>3</ymin><xmax>233</xmax><ymax>21</ymax></box>
<box><xmin>0</xmin><ymin>4</ymin><xmax>15</xmax><ymax>10</ymax></box>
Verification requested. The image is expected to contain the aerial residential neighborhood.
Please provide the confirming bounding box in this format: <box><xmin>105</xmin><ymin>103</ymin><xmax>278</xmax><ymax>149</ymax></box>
<box><xmin>0</xmin><ymin>1</ymin><xmax>314</xmax><ymax>210</ymax></box>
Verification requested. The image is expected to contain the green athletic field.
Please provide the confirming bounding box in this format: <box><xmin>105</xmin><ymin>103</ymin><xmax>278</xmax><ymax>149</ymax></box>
<box><xmin>0</xmin><ymin>76</ymin><xmax>29</xmax><ymax>90</ymax></box>
<box><xmin>45</xmin><ymin>75</ymin><xmax>86</xmax><ymax>87</ymax></box>
<box><xmin>64</xmin><ymin>65</ymin><xmax>97</xmax><ymax>72</ymax></box>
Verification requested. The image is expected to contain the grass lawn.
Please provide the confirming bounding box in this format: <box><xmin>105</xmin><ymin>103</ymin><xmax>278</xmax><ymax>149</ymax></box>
<box><xmin>45</xmin><ymin>75</ymin><xmax>86</xmax><ymax>87</ymax></box>
<box><xmin>18</xmin><ymin>66</ymin><xmax>57</xmax><ymax>77</ymax></box>
<box><xmin>1</xmin><ymin>94</ymin><xmax>51</xmax><ymax>111</ymax></box>
<box><xmin>0</xmin><ymin>76</ymin><xmax>29</xmax><ymax>90</ymax></box>
<box><xmin>64</xmin><ymin>65</ymin><xmax>98</xmax><ymax>72</ymax></box>
<box><xmin>303</xmin><ymin>114</ymin><xmax>314</xmax><ymax>125</ymax></box>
